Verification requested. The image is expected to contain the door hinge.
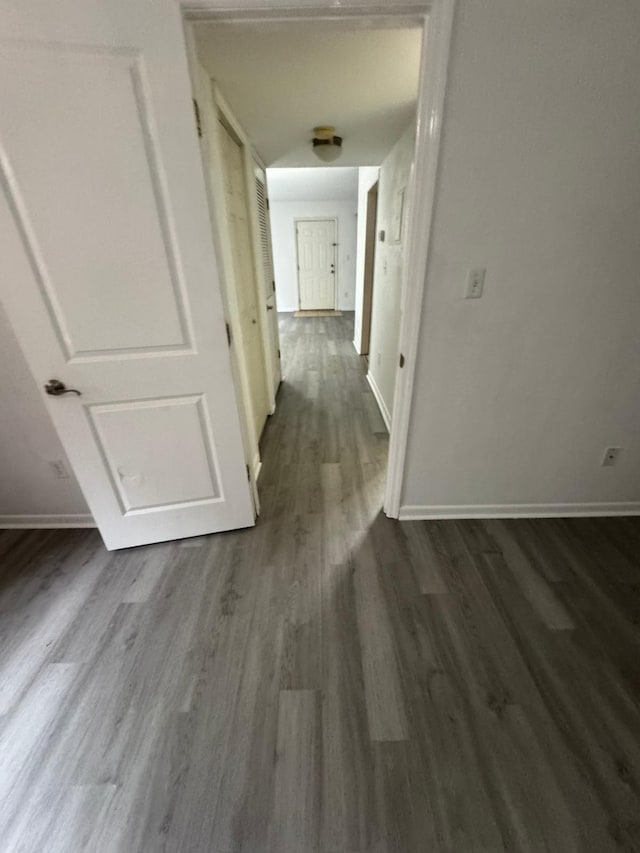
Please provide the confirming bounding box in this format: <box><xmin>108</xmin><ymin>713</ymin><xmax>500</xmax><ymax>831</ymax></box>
<box><xmin>272</xmin><ymin>280</ymin><xmax>276</xmax><ymax>292</ymax></box>
<box><xmin>266</xmin><ymin>198</ymin><xmax>270</xmax><ymax>210</ymax></box>
<box><xmin>193</xmin><ymin>99</ymin><xmax>202</xmax><ymax>139</ymax></box>
<box><xmin>399</xmin><ymin>353</ymin><xmax>405</xmax><ymax>368</ymax></box>
<box><xmin>246</xmin><ymin>464</ymin><xmax>251</xmax><ymax>481</ymax></box>
<box><xmin>277</xmin><ymin>348</ymin><xmax>281</xmax><ymax>359</ymax></box>
<box><xmin>225</xmin><ymin>322</ymin><xmax>232</xmax><ymax>346</ymax></box>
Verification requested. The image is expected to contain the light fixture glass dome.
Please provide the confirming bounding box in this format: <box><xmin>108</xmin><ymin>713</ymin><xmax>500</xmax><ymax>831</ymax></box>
<box><xmin>312</xmin><ymin>126</ymin><xmax>342</xmax><ymax>163</ymax></box>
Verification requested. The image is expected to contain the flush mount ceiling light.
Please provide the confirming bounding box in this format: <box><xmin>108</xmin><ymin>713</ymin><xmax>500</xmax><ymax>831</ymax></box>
<box><xmin>312</xmin><ymin>125</ymin><xmax>343</xmax><ymax>163</ymax></box>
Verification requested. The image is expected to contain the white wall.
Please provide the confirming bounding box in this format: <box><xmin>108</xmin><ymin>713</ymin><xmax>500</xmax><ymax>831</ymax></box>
<box><xmin>267</xmin><ymin>168</ymin><xmax>358</xmax><ymax>312</ymax></box>
<box><xmin>353</xmin><ymin>166</ymin><xmax>380</xmax><ymax>353</ymax></box>
<box><xmin>401</xmin><ymin>0</ymin><xmax>640</xmax><ymax>515</ymax></box>
<box><xmin>267</xmin><ymin>167</ymin><xmax>358</xmax><ymax>202</ymax></box>
<box><xmin>0</xmin><ymin>301</ymin><xmax>89</xmax><ymax>519</ymax></box>
<box><xmin>367</xmin><ymin>125</ymin><xmax>415</xmax><ymax>427</ymax></box>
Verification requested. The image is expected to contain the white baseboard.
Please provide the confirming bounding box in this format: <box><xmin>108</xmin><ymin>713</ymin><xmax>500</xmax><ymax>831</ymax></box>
<box><xmin>0</xmin><ymin>513</ymin><xmax>96</xmax><ymax>528</ymax></box>
<box><xmin>397</xmin><ymin>502</ymin><xmax>640</xmax><ymax>521</ymax></box>
<box><xmin>352</xmin><ymin>339</ymin><xmax>361</xmax><ymax>355</ymax></box>
<box><xmin>366</xmin><ymin>371</ymin><xmax>391</xmax><ymax>432</ymax></box>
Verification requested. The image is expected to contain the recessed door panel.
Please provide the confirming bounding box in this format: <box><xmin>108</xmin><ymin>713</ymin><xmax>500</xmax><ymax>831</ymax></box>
<box><xmin>89</xmin><ymin>396</ymin><xmax>220</xmax><ymax>512</ymax></box>
<box><xmin>0</xmin><ymin>46</ymin><xmax>189</xmax><ymax>358</ymax></box>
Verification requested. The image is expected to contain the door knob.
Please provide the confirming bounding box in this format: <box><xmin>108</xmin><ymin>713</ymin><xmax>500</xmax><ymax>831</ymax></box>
<box><xmin>44</xmin><ymin>379</ymin><xmax>82</xmax><ymax>397</ymax></box>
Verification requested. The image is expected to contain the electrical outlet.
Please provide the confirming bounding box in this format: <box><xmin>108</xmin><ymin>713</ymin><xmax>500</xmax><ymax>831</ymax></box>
<box><xmin>48</xmin><ymin>459</ymin><xmax>70</xmax><ymax>479</ymax></box>
<box><xmin>465</xmin><ymin>268</ymin><xmax>486</xmax><ymax>299</ymax></box>
<box><xmin>601</xmin><ymin>447</ymin><xmax>622</xmax><ymax>467</ymax></box>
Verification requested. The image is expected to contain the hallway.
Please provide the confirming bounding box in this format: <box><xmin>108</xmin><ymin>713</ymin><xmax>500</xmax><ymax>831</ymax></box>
<box><xmin>0</xmin><ymin>314</ymin><xmax>639</xmax><ymax>851</ymax></box>
<box><xmin>258</xmin><ymin>311</ymin><xmax>389</xmax><ymax>540</ymax></box>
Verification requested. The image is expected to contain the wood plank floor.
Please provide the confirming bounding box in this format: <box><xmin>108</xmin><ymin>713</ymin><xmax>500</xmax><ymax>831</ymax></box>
<box><xmin>1</xmin><ymin>312</ymin><xmax>640</xmax><ymax>852</ymax></box>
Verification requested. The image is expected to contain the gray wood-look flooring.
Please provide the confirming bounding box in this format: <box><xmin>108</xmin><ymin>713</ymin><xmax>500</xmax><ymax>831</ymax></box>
<box><xmin>1</xmin><ymin>312</ymin><xmax>640</xmax><ymax>852</ymax></box>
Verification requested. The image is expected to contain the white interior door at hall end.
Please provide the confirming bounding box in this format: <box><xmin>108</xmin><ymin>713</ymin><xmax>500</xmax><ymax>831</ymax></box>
<box><xmin>0</xmin><ymin>0</ymin><xmax>255</xmax><ymax>550</ymax></box>
<box><xmin>296</xmin><ymin>219</ymin><xmax>336</xmax><ymax>310</ymax></box>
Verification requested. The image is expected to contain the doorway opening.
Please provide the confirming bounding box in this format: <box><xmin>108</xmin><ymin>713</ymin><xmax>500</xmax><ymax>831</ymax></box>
<box><xmin>359</xmin><ymin>181</ymin><xmax>379</xmax><ymax>358</ymax></box>
<box><xmin>186</xmin><ymin>8</ymin><xmax>445</xmax><ymax>519</ymax></box>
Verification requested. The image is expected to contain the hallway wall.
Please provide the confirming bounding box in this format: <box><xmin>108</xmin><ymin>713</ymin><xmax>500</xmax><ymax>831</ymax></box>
<box><xmin>366</xmin><ymin>124</ymin><xmax>415</xmax><ymax>428</ymax></box>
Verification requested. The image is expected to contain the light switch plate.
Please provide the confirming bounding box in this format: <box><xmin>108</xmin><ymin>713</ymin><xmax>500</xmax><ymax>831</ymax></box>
<box><xmin>465</xmin><ymin>268</ymin><xmax>486</xmax><ymax>299</ymax></box>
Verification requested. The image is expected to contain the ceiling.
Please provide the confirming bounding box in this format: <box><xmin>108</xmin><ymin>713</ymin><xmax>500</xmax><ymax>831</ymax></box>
<box><xmin>194</xmin><ymin>23</ymin><xmax>422</xmax><ymax>168</ymax></box>
<box><xmin>266</xmin><ymin>167</ymin><xmax>359</xmax><ymax>201</ymax></box>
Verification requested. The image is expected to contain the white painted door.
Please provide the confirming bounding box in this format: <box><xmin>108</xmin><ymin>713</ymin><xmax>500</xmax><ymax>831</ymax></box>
<box><xmin>218</xmin><ymin>123</ymin><xmax>270</xmax><ymax>445</ymax></box>
<box><xmin>296</xmin><ymin>219</ymin><xmax>336</xmax><ymax>310</ymax></box>
<box><xmin>0</xmin><ymin>0</ymin><xmax>255</xmax><ymax>550</ymax></box>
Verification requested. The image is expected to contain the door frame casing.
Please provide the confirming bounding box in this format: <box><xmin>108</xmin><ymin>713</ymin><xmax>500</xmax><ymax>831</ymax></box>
<box><xmin>294</xmin><ymin>216</ymin><xmax>338</xmax><ymax>312</ymax></box>
<box><xmin>215</xmin><ymin>108</ymin><xmax>270</xmax><ymax>478</ymax></box>
<box><xmin>185</xmin><ymin>47</ymin><xmax>258</xmax><ymax>512</ymax></box>
<box><xmin>254</xmin><ymin>162</ymin><xmax>282</xmax><ymax>404</ymax></box>
<box><xmin>230</xmin><ymin>116</ymin><xmax>281</xmax><ymax>416</ymax></box>
<box><xmin>185</xmin><ymin>38</ymin><xmax>276</xmax><ymax>504</ymax></box>
<box><xmin>214</xmin><ymin>88</ymin><xmax>276</xmax><ymax>441</ymax></box>
<box><xmin>360</xmin><ymin>180</ymin><xmax>378</xmax><ymax>355</ymax></box>
<box><xmin>180</xmin><ymin>0</ymin><xmax>456</xmax><ymax>519</ymax></box>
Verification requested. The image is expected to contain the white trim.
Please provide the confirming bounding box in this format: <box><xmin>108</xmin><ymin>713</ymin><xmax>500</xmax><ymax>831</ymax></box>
<box><xmin>384</xmin><ymin>0</ymin><xmax>456</xmax><ymax>519</ymax></box>
<box><xmin>0</xmin><ymin>514</ymin><xmax>96</xmax><ymax>529</ymax></box>
<box><xmin>252</xmin><ymin>451</ymin><xmax>263</xmax><ymax>482</ymax></box>
<box><xmin>353</xmin><ymin>339</ymin><xmax>361</xmax><ymax>354</ymax></box>
<box><xmin>294</xmin><ymin>217</ymin><xmax>338</xmax><ymax>311</ymax></box>
<box><xmin>254</xmin><ymin>160</ymin><xmax>283</xmax><ymax>398</ymax></box>
<box><xmin>214</xmin><ymin>87</ymin><xmax>277</xmax><ymax>418</ymax></box>
<box><xmin>180</xmin><ymin>1</ymin><xmax>433</xmax><ymax>23</ymax></box>
<box><xmin>398</xmin><ymin>503</ymin><xmax>640</xmax><ymax>521</ymax></box>
<box><xmin>184</xmin><ymin>42</ymin><xmax>261</xmax><ymax>522</ymax></box>
<box><xmin>366</xmin><ymin>371</ymin><xmax>391</xmax><ymax>432</ymax></box>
